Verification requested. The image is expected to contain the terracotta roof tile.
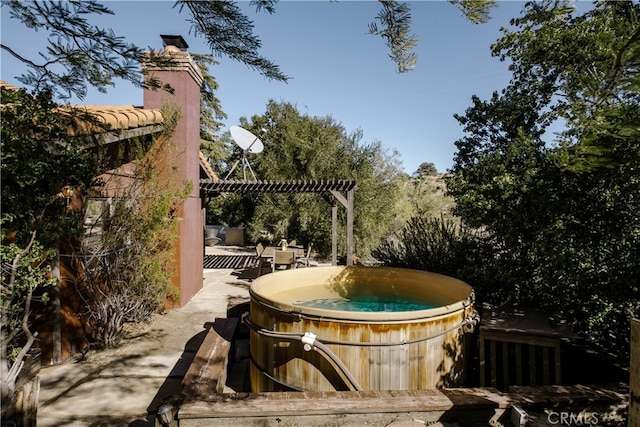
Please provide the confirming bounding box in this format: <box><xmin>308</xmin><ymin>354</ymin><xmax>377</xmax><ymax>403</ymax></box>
<box><xmin>0</xmin><ymin>80</ymin><xmax>19</xmax><ymax>92</ymax></box>
<box><xmin>3</xmin><ymin>79</ymin><xmax>216</xmax><ymax>187</ymax></box>
<box><xmin>199</xmin><ymin>151</ymin><xmax>218</xmax><ymax>180</ymax></box>
<box><xmin>1</xmin><ymin>81</ymin><xmax>164</xmax><ymax>135</ymax></box>
<box><xmin>59</xmin><ymin>105</ymin><xmax>164</xmax><ymax>136</ymax></box>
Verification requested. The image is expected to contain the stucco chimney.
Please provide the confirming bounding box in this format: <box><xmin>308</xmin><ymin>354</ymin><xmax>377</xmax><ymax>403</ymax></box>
<box><xmin>142</xmin><ymin>35</ymin><xmax>204</xmax><ymax>306</ymax></box>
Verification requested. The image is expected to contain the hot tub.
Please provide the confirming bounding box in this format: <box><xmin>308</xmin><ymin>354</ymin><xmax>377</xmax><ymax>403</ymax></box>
<box><xmin>247</xmin><ymin>266</ymin><xmax>476</xmax><ymax>392</ymax></box>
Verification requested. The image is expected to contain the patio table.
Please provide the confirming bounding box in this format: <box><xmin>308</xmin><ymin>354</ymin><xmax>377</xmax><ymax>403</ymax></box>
<box><xmin>260</xmin><ymin>246</ymin><xmax>306</xmax><ymax>259</ymax></box>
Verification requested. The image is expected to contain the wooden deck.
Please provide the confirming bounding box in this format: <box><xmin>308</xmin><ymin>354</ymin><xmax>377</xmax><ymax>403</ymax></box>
<box><xmin>172</xmin><ymin>316</ymin><xmax>628</xmax><ymax>427</ymax></box>
<box><xmin>203</xmin><ymin>254</ymin><xmax>257</xmax><ymax>270</ymax></box>
<box><xmin>178</xmin><ymin>384</ymin><xmax>626</xmax><ymax>426</ymax></box>
<box><xmin>179</xmin><ymin>388</ymin><xmax>514</xmax><ymax>426</ymax></box>
<box><xmin>479</xmin><ymin>304</ymin><xmax>572</xmax><ymax>390</ymax></box>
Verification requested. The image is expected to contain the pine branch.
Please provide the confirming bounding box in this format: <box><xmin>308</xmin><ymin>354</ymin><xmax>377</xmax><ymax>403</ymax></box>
<box><xmin>180</xmin><ymin>0</ymin><xmax>289</xmax><ymax>82</ymax></box>
<box><xmin>369</xmin><ymin>1</ymin><xmax>418</xmax><ymax>73</ymax></box>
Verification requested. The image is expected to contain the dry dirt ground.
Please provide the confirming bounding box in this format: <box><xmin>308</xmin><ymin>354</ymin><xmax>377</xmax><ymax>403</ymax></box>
<box><xmin>36</xmin><ymin>245</ymin><xmax>256</xmax><ymax>427</ymax></box>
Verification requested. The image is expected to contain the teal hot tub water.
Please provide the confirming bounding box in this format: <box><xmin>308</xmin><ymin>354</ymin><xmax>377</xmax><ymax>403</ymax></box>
<box><xmin>293</xmin><ymin>295</ymin><xmax>436</xmax><ymax>312</ymax></box>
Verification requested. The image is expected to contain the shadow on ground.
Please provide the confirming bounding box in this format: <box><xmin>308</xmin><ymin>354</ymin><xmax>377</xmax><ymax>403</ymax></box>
<box><xmin>128</xmin><ymin>327</ymin><xmax>210</xmax><ymax>427</ymax></box>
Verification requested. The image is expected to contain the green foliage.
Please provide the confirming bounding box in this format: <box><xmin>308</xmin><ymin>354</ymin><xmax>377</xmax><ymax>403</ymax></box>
<box><xmin>1</xmin><ymin>240</ymin><xmax>56</xmax><ymax>354</ymax></box>
<box><xmin>491</xmin><ymin>0</ymin><xmax>640</xmax><ymax>172</ymax></box>
<box><xmin>1</xmin><ymin>0</ymin><xmax>283</xmax><ymax>100</ymax></box>
<box><xmin>2</xmin><ymin>0</ymin><xmax>498</xmax><ymax>100</ymax></box>
<box><xmin>399</xmin><ymin>174</ymin><xmax>455</xmax><ymax>222</ymax></box>
<box><xmin>367</xmin><ymin>0</ymin><xmax>496</xmax><ymax>72</ymax></box>
<box><xmin>0</xmin><ymin>85</ymin><xmax>101</xmax><ymax>411</ymax></box>
<box><xmin>1</xmin><ymin>0</ymin><xmax>173</xmax><ymax>100</ymax></box>
<box><xmin>377</xmin><ymin>217</ymin><xmax>521</xmax><ymax>308</ymax></box>
<box><xmin>1</xmin><ymin>87</ymin><xmax>98</xmax><ymax>247</ymax></box>
<box><xmin>413</xmin><ymin>162</ymin><xmax>438</xmax><ymax>178</ymax></box>
<box><xmin>368</xmin><ymin>1</ymin><xmax>419</xmax><ymax>73</ymax></box>
<box><xmin>447</xmin><ymin>0</ymin><xmax>640</xmax><ymax>357</ymax></box>
<box><xmin>209</xmin><ymin>101</ymin><xmax>405</xmax><ymax>259</ymax></box>
<box><xmin>193</xmin><ymin>53</ymin><xmax>232</xmax><ymax>174</ymax></box>
<box><xmin>373</xmin><ymin>216</ymin><xmax>481</xmax><ymax>276</ymax></box>
<box><xmin>448</xmin><ymin>0</ymin><xmax>497</xmax><ymax>24</ymax></box>
<box><xmin>193</xmin><ymin>53</ymin><xmax>227</xmax><ymax>138</ymax></box>
<box><xmin>180</xmin><ymin>0</ymin><xmax>288</xmax><ymax>81</ymax></box>
<box><xmin>0</xmin><ymin>234</ymin><xmax>57</xmax><ymax>408</ymax></box>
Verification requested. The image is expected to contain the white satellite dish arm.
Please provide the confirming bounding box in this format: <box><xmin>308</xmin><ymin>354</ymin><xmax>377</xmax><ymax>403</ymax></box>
<box><xmin>224</xmin><ymin>126</ymin><xmax>265</xmax><ymax>181</ymax></box>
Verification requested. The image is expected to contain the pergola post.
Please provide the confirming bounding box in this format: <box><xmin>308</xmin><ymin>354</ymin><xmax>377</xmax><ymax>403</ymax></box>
<box><xmin>332</xmin><ymin>202</ymin><xmax>338</xmax><ymax>266</ymax></box>
<box><xmin>347</xmin><ymin>188</ymin><xmax>354</xmax><ymax>265</ymax></box>
<box><xmin>329</xmin><ymin>189</ymin><xmax>355</xmax><ymax>266</ymax></box>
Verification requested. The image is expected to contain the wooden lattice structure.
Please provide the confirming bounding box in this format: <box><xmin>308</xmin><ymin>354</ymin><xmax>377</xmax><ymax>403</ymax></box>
<box><xmin>200</xmin><ymin>179</ymin><xmax>357</xmax><ymax>266</ymax></box>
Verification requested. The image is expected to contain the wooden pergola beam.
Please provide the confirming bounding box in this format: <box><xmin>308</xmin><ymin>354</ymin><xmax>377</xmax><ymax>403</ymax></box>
<box><xmin>200</xmin><ymin>179</ymin><xmax>357</xmax><ymax>266</ymax></box>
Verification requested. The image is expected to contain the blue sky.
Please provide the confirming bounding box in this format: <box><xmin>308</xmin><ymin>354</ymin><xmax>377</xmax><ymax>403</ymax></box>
<box><xmin>2</xmin><ymin>1</ymin><xmax>533</xmax><ymax>174</ymax></box>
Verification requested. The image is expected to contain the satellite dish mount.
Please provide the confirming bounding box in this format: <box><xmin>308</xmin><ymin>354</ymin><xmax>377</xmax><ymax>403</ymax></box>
<box><xmin>225</xmin><ymin>126</ymin><xmax>264</xmax><ymax>181</ymax></box>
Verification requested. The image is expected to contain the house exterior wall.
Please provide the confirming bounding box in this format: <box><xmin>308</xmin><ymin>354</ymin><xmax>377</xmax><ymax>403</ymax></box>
<box><xmin>143</xmin><ymin>44</ymin><xmax>204</xmax><ymax>306</ymax></box>
<box><xmin>4</xmin><ymin>42</ymin><xmax>206</xmax><ymax>365</ymax></box>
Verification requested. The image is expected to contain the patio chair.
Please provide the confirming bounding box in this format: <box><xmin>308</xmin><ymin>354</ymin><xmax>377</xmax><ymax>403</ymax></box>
<box><xmin>296</xmin><ymin>243</ymin><xmax>313</xmax><ymax>268</ymax></box>
<box><xmin>272</xmin><ymin>250</ymin><xmax>295</xmax><ymax>272</ymax></box>
<box><xmin>255</xmin><ymin>243</ymin><xmax>271</xmax><ymax>276</ymax></box>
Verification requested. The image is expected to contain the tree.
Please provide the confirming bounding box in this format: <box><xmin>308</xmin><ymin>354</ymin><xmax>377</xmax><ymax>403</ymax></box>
<box><xmin>1</xmin><ymin>0</ymin><xmax>497</xmax><ymax>101</ymax></box>
<box><xmin>447</xmin><ymin>0</ymin><xmax>640</xmax><ymax>356</ymax></box>
<box><xmin>193</xmin><ymin>53</ymin><xmax>232</xmax><ymax>173</ymax></box>
<box><xmin>491</xmin><ymin>0</ymin><xmax>640</xmax><ymax>172</ymax></box>
<box><xmin>0</xmin><ymin>86</ymin><xmax>98</xmax><ymax>250</ymax></box>
<box><xmin>368</xmin><ymin>0</ymin><xmax>497</xmax><ymax>72</ymax></box>
<box><xmin>0</xmin><ymin>0</ymin><xmax>286</xmax><ymax>101</ymax></box>
<box><xmin>372</xmin><ymin>216</ymin><xmax>501</xmax><ymax>302</ymax></box>
<box><xmin>413</xmin><ymin>162</ymin><xmax>438</xmax><ymax>178</ymax></box>
<box><xmin>208</xmin><ymin>100</ymin><xmax>406</xmax><ymax>259</ymax></box>
<box><xmin>1</xmin><ymin>237</ymin><xmax>56</xmax><ymax>415</ymax></box>
<box><xmin>0</xmin><ymin>86</ymin><xmax>99</xmax><ymax>413</ymax></box>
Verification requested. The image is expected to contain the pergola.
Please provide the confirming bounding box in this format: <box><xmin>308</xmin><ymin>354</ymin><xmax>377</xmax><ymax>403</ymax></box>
<box><xmin>200</xmin><ymin>179</ymin><xmax>357</xmax><ymax>266</ymax></box>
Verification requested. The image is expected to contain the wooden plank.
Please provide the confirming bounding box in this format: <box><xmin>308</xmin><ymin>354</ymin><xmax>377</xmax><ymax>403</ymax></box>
<box><xmin>200</xmin><ymin>179</ymin><xmax>357</xmax><ymax>194</ymax></box>
<box><xmin>480</xmin><ymin>330</ymin><xmax>560</xmax><ymax>347</ymax></box>
<box><xmin>479</xmin><ymin>333</ymin><xmax>486</xmax><ymax>386</ymax></box>
<box><xmin>529</xmin><ymin>345</ymin><xmax>536</xmax><ymax>386</ymax></box>
<box><xmin>331</xmin><ymin>203</ymin><xmax>337</xmax><ymax>266</ymax></box>
<box><xmin>509</xmin><ymin>384</ymin><xmax>627</xmax><ymax>406</ymax></box>
<box><xmin>502</xmin><ymin>341</ymin><xmax>509</xmax><ymax>389</ymax></box>
<box><xmin>52</xmin><ymin>251</ymin><xmax>61</xmax><ymax>364</ymax></box>
<box><xmin>480</xmin><ymin>305</ymin><xmax>564</xmax><ymax>338</ymax></box>
<box><xmin>346</xmin><ymin>188</ymin><xmax>354</xmax><ymax>266</ymax></box>
<box><xmin>490</xmin><ymin>340</ymin><xmax>497</xmax><ymax>387</ymax></box>
<box><xmin>554</xmin><ymin>340</ymin><xmax>562</xmax><ymax>384</ymax></box>
<box><xmin>515</xmin><ymin>343</ymin><xmax>523</xmax><ymax>385</ymax></box>
<box><xmin>6</xmin><ymin>376</ymin><xmax>40</xmax><ymax>427</ymax></box>
<box><xmin>542</xmin><ymin>347</ymin><xmax>550</xmax><ymax>384</ymax></box>
<box><xmin>630</xmin><ymin>318</ymin><xmax>640</xmax><ymax>427</ymax></box>
<box><xmin>179</xmin><ymin>388</ymin><xmax>512</xmax><ymax>419</ymax></box>
<box><xmin>479</xmin><ymin>303</ymin><xmax>569</xmax><ymax>387</ymax></box>
<box><xmin>182</xmin><ymin>322</ymin><xmax>235</xmax><ymax>398</ymax></box>
<box><xmin>178</xmin><ymin>384</ymin><xmax>627</xmax><ymax>422</ymax></box>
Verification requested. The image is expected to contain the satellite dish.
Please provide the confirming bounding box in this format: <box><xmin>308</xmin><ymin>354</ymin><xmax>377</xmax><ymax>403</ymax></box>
<box><xmin>225</xmin><ymin>126</ymin><xmax>265</xmax><ymax>181</ymax></box>
<box><xmin>230</xmin><ymin>125</ymin><xmax>264</xmax><ymax>154</ymax></box>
